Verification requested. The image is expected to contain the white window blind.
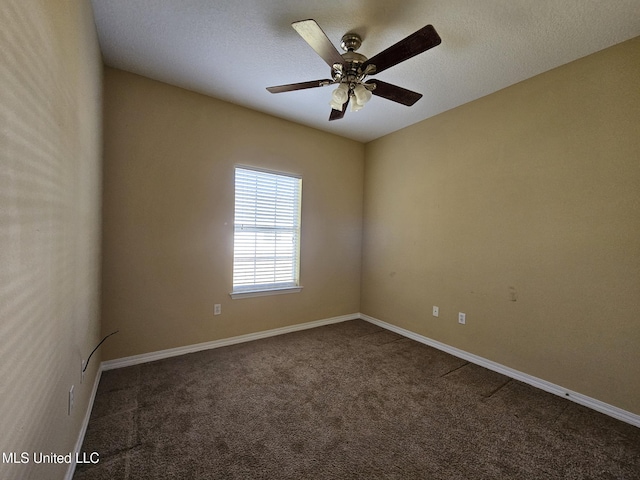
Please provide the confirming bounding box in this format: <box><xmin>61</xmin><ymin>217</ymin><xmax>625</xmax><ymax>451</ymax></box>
<box><xmin>232</xmin><ymin>167</ymin><xmax>301</xmax><ymax>294</ymax></box>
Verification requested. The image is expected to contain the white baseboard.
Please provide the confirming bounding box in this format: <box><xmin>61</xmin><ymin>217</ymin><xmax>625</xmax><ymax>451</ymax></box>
<box><xmin>64</xmin><ymin>366</ymin><xmax>103</xmax><ymax>480</ymax></box>
<box><xmin>102</xmin><ymin>313</ymin><xmax>359</xmax><ymax>371</ymax></box>
<box><xmin>360</xmin><ymin>313</ymin><xmax>640</xmax><ymax>428</ymax></box>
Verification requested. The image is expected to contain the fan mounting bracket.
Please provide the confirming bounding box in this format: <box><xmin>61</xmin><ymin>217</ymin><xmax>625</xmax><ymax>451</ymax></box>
<box><xmin>340</xmin><ymin>33</ymin><xmax>362</xmax><ymax>52</ymax></box>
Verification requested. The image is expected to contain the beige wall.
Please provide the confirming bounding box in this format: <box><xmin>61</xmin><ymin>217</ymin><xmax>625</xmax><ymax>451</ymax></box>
<box><xmin>101</xmin><ymin>68</ymin><xmax>364</xmax><ymax>360</ymax></box>
<box><xmin>0</xmin><ymin>1</ymin><xmax>103</xmax><ymax>479</ymax></box>
<box><xmin>361</xmin><ymin>37</ymin><xmax>640</xmax><ymax>414</ymax></box>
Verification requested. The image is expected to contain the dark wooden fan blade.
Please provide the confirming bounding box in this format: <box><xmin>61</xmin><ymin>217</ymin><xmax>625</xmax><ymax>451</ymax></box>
<box><xmin>292</xmin><ymin>19</ymin><xmax>344</xmax><ymax>68</ymax></box>
<box><xmin>266</xmin><ymin>79</ymin><xmax>333</xmax><ymax>93</ymax></box>
<box><xmin>362</xmin><ymin>25</ymin><xmax>441</xmax><ymax>75</ymax></box>
<box><xmin>366</xmin><ymin>80</ymin><xmax>422</xmax><ymax>106</ymax></box>
<box><xmin>329</xmin><ymin>97</ymin><xmax>349</xmax><ymax>121</ymax></box>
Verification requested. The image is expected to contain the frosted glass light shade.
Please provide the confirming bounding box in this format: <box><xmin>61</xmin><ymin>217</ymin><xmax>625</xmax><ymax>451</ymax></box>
<box><xmin>330</xmin><ymin>83</ymin><xmax>349</xmax><ymax>110</ymax></box>
<box><xmin>350</xmin><ymin>84</ymin><xmax>372</xmax><ymax>112</ymax></box>
<box><xmin>354</xmin><ymin>84</ymin><xmax>372</xmax><ymax>105</ymax></box>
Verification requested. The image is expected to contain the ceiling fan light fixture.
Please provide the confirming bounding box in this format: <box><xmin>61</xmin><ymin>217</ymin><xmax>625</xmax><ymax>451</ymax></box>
<box><xmin>349</xmin><ymin>84</ymin><xmax>372</xmax><ymax>112</ymax></box>
<box><xmin>329</xmin><ymin>99</ymin><xmax>344</xmax><ymax>110</ymax></box>
<box><xmin>354</xmin><ymin>84</ymin><xmax>372</xmax><ymax>105</ymax></box>
<box><xmin>330</xmin><ymin>83</ymin><xmax>349</xmax><ymax>110</ymax></box>
<box><xmin>350</xmin><ymin>99</ymin><xmax>364</xmax><ymax>112</ymax></box>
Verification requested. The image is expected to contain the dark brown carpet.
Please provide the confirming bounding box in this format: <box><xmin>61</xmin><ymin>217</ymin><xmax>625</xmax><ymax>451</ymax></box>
<box><xmin>74</xmin><ymin>320</ymin><xmax>640</xmax><ymax>479</ymax></box>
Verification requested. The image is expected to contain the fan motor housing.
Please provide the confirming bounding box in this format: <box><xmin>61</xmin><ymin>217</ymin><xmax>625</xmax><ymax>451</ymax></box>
<box><xmin>342</xmin><ymin>51</ymin><xmax>367</xmax><ymax>64</ymax></box>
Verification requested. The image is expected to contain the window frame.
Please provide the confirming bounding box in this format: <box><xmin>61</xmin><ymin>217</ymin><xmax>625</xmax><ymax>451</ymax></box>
<box><xmin>230</xmin><ymin>166</ymin><xmax>303</xmax><ymax>299</ymax></box>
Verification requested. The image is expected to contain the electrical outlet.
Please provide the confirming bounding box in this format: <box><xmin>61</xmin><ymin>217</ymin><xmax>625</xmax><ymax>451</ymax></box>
<box><xmin>68</xmin><ymin>385</ymin><xmax>74</xmax><ymax>415</ymax></box>
<box><xmin>214</xmin><ymin>304</ymin><xmax>221</xmax><ymax>315</ymax></box>
<box><xmin>458</xmin><ymin>312</ymin><xmax>466</xmax><ymax>325</ymax></box>
<box><xmin>81</xmin><ymin>360</ymin><xmax>86</xmax><ymax>384</ymax></box>
<box><xmin>432</xmin><ymin>306</ymin><xmax>439</xmax><ymax>317</ymax></box>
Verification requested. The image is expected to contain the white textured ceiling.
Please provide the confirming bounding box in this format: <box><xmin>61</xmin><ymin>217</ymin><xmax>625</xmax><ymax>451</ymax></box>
<box><xmin>91</xmin><ymin>0</ymin><xmax>640</xmax><ymax>143</ymax></box>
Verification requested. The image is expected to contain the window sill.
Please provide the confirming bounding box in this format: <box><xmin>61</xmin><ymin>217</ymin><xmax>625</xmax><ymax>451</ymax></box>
<box><xmin>229</xmin><ymin>286</ymin><xmax>303</xmax><ymax>299</ymax></box>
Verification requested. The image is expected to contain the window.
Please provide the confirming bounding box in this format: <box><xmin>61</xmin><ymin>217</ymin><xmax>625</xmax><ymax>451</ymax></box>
<box><xmin>231</xmin><ymin>167</ymin><xmax>302</xmax><ymax>298</ymax></box>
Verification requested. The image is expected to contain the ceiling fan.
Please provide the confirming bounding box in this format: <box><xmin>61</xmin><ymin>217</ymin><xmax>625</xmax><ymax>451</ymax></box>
<box><xmin>266</xmin><ymin>19</ymin><xmax>441</xmax><ymax>121</ymax></box>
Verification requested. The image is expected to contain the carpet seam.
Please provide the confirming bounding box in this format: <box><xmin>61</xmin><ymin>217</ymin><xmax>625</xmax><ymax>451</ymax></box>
<box><xmin>484</xmin><ymin>378</ymin><xmax>513</xmax><ymax>398</ymax></box>
<box><xmin>439</xmin><ymin>361</ymin><xmax>470</xmax><ymax>378</ymax></box>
